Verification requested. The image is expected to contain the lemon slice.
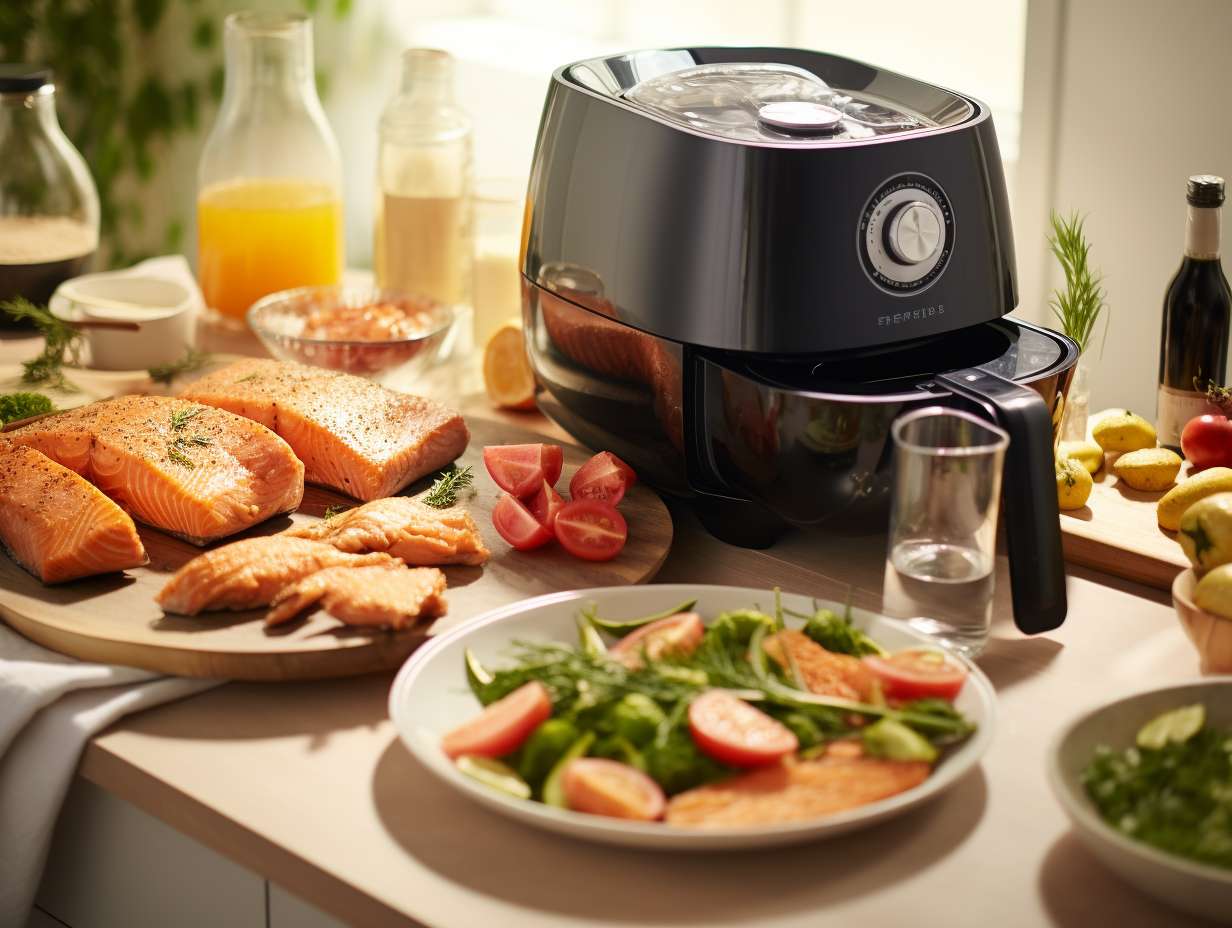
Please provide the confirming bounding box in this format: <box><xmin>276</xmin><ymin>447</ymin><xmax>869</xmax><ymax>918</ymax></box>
<box><xmin>1135</xmin><ymin>704</ymin><xmax>1206</xmax><ymax>750</ymax></box>
<box><xmin>483</xmin><ymin>319</ymin><xmax>537</xmax><ymax>411</ymax></box>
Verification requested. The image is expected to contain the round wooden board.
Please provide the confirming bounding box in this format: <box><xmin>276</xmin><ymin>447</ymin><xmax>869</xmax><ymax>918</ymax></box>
<box><xmin>0</xmin><ymin>416</ymin><xmax>672</xmax><ymax>680</ymax></box>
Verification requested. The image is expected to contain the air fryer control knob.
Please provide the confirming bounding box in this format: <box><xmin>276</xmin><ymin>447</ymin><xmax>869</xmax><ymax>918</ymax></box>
<box><xmin>886</xmin><ymin>201</ymin><xmax>943</xmax><ymax>265</ymax></box>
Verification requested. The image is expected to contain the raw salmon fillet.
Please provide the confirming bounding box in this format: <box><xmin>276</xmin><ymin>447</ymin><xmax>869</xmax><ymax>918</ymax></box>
<box><xmin>285</xmin><ymin>497</ymin><xmax>489</xmax><ymax>566</ymax></box>
<box><xmin>6</xmin><ymin>396</ymin><xmax>304</xmax><ymax>545</ymax></box>
<box><xmin>0</xmin><ymin>442</ymin><xmax>148</xmax><ymax>583</ymax></box>
<box><xmin>665</xmin><ymin>754</ymin><xmax>931</xmax><ymax>827</ymax></box>
<box><xmin>265</xmin><ymin>564</ymin><xmax>447</xmax><ymax>629</ymax></box>
<box><xmin>182</xmin><ymin>359</ymin><xmax>470</xmax><ymax>500</ymax></box>
<box><xmin>157</xmin><ymin>536</ymin><xmax>401</xmax><ymax>615</ymax></box>
<box><xmin>763</xmin><ymin>630</ymin><xmax>876</xmax><ymax>701</ymax></box>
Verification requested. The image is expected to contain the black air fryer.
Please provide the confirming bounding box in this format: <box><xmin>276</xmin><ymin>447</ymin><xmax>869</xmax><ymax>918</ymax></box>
<box><xmin>520</xmin><ymin>48</ymin><xmax>1078</xmax><ymax>634</ymax></box>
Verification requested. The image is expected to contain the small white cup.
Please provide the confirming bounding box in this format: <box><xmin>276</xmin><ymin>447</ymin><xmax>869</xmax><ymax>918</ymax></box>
<box><xmin>51</xmin><ymin>272</ymin><xmax>196</xmax><ymax>371</ymax></box>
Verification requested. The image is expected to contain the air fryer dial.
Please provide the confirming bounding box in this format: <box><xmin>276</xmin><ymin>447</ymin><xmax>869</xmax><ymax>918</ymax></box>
<box><xmin>859</xmin><ymin>173</ymin><xmax>954</xmax><ymax>295</ymax></box>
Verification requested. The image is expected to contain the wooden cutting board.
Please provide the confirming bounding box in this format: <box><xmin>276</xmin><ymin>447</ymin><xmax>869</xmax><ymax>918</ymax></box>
<box><xmin>1059</xmin><ymin>467</ymin><xmax>1189</xmax><ymax>590</ymax></box>
<box><xmin>0</xmin><ymin>417</ymin><xmax>672</xmax><ymax>680</ymax></box>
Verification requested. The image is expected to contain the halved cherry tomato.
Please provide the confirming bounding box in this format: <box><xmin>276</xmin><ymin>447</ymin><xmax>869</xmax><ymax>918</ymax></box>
<box><xmin>441</xmin><ymin>681</ymin><xmax>552</xmax><ymax>759</ymax></box>
<box><xmin>863</xmin><ymin>648</ymin><xmax>968</xmax><ymax>701</ymax></box>
<box><xmin>561</xmin><ymin>758</ymin><xmax>666</xmax><ymax>821</ymax></box>
<box><xmin>609</xmin><ymin>612</ymin><xmax>704</xmax><ymax>669</ymax></box>
<box><xmin>688</xmin><ymin>689</ymin><xmax>798</xmax><ymax>768</ymax></box>
<box><xmin>554</xmin><ymin>500</ymin><xmax>628</xmax><ymax>561</ymax></box>
<box><xmin>526</xmin><ymin>479</ymin><xmax>565</xmax><ymax>530</ymax></box>
<box><xmin>569</xmin><ymin>451</ymin><xmax>637</xmax><ymax>505</ymax></box>
<box><xmin>492</xmin><ymin>492</ymin><xmax>555</xmax><ymax>551</ymax></box>
<box><xmin>483</xmin><ymin>444</ymin><xmax>563</xmax><ymax>498</ymax></box>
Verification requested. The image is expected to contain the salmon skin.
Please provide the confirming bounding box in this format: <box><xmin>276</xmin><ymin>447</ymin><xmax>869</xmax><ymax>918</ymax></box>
<box><xmin>0</xmin><ymin>442</ymin><xmax>148</xmax><ymax>583</ymax></box>
<box><xmin>265</xmin><ymin>564</ymin><xmax>447</xmax><ymax>629</ymax></box>
<box><xmin>156</xmin><ymin>536</ymin><xmax>402</xmax><ymax>615</ymax></box>
<box><xmin>5</xmin><ymin>395</ymin><xmax>304</xmax><ymax>546</ymax></box>
<box><xmin>182</xmin><ymin>359</ymin><xmax>470</xmax><ymax>501</ymax></box>
<box><xmin>285</xmin><ymin>497</ymin><xmax>489</xmax><ymax>566</ymax></box>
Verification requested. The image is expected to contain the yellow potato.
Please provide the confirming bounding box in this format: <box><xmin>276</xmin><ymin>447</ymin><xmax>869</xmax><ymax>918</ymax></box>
<box><xmin>1195</xmin><ymin>563</ymin><xmax>1232</xmax><ymax>620</ymax></box>
<box><xmin>1158</xmin><ymin>467</ymin><xmax>1232</xmax><ymax>531</ymax></box>
<box><xmin>1058</xmin><ymin>440</ymin><xmax>1104</xmax><ymax>474</ymax></box>
<box><xmin>1056</xmin><ymin>456</ymin><xmax>1093</xmax><ymax>510</ymax></box>
<box><xmin>1179</xmin><ymin>493</ymin><xmax>1232</xmax><ymax>573</ymax></box>
<box><xmin>1112</xmin><ymin>447</ymin><xmax>1182</xmax><ymax>492</ymax></box>
<box><xmin>1091</xmin><ymin>411</ymin><xmax>1157</xmax><ymax>453</ymax></box>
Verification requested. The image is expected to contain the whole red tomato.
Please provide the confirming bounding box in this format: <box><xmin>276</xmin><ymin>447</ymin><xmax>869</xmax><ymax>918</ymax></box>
<box><xmin>1181</xmin><ymin>414</ymin><xmax>1232</xmax><ymax>470</ymax></box>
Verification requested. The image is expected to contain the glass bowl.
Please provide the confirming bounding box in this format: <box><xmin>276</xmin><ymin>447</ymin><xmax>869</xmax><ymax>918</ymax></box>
<box><xmin>247</xmin><ymin>285</ymin><xmax>454</xmax><ymax>385</ymax></box>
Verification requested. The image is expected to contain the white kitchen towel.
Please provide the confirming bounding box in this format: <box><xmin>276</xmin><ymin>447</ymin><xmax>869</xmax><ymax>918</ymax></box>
<box><xmin>0</xmin><ymin>624</ymin><xmax>217</xmax><ymax>928</ymax></box>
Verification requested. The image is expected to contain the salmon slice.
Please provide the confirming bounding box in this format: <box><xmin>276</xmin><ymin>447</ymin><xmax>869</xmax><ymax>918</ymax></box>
<box><xmin>156</xmin><ymin>536</ymin><xmax>401</xmax><ymax>615</ymax></box>
<box><xmin>5</xmin><ymin>395</ymin><xmax>304</xmax><ymax>545</ymax></box>
<box><xmin>665</xmin><ymin>753</ymin><xmax>931</xmax><ymax>827</ymax></box>
<box><xmin>265</xmin><ymin>564</ymin><xmax>447</xmax><ymax>629</ymax></box>
<box><xmin>284</xmin><ymin>497</ymin><xmax>489</xmax><ymax>566</ymax></box>
<box><xmin>763</xmin><ymin>629</ymin><xmax>876</xmax><ymax>701</ymax></box>
<box><xmin>0</xmin><ymin>442</ymin><xmax>148</xmax><ymax>583</ymax></box>
<box><xmin>181</xmin><ymin>359</ymin><xmax>469</xmax><ymax>501</ymax></box>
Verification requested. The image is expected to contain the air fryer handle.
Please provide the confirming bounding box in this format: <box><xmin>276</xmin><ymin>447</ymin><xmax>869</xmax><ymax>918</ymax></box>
<box><xmin>935</xmin><ymin>367</ymin><xmax>1067</xmax><ymax>634</ymax></box>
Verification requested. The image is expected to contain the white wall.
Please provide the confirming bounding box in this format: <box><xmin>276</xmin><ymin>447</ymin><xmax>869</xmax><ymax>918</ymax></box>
<box><xmin>1016</xmin><ymin>0</ymin><xmax>1232</xmax><ymax>417</ymax></box>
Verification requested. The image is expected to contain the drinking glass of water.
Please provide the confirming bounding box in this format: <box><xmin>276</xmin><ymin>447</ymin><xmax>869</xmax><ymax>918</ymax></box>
<box><xmin>882</xmin><ymin>406</ymin><xmax>1009</xmax><ymax>656</ymax></box>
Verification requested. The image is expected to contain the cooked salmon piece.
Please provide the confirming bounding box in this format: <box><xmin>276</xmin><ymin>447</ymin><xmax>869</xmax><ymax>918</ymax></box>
<box><xmin>181</xmin><ymin>359</ymin><xmax>469</xmax><ymax>501</ymax></box>
<box><xmin>284</xmin><ymin>497</ymin><xmax>489</xmax><ymax>566</ymax></box>
<box><xmin>265</xmin><ymin>564</ymin><xmax>447</xmax><ymax>629</ymax></box>
<box><xmin>0</xmin><ymin>442</ymin><xmax>148</xmax><ymax>583</ymax></box>
<box><xmin>764</xmin><ymin>629</ymin><xmax>876</xmax><ymax>701</ymax></box>
<box><xmin>5</xmin><ymin>395</ymin><xmax>304</xmax><ymax>545</ymax></box>
<box><xmin>665</xmin><ymin>753</ymin><xmax>931</xmax><ymax>827</ymax></box>
<box><xmin>156</xmin><ymin>536</ymin><xmax>400</xmax><ymax>615</ymax></box>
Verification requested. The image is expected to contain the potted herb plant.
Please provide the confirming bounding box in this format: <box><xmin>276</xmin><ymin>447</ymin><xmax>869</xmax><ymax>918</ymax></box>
<box><xmin>1049</xmin><ymin>211</ymin><xmax>1109</xmax><ymax>440</ymax></box>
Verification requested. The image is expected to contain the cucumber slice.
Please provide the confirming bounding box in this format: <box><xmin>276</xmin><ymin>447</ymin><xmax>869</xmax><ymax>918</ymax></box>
<box><xmin>456</xmin><ymin>756</ymin><xmax>532</xmax><ymax>800</ymax></box>
<box><xmin>542</xmin><ymin>732</ymin><xmax>596</xmax><ymax>808</ymax></box>
<box><xmin>1136</xmin><ymin>704</ymin><xmax>1206</xmax><ymax>750</ymax></box>
<box><xmin>586</xmin><ymin>599</ymin><xmax>698</xmax><ymax>637</ymax></box>
<box><xmin>861</xmin><ymin>718</ymin><xmax>939</xmax><ymax>763</ymax></box>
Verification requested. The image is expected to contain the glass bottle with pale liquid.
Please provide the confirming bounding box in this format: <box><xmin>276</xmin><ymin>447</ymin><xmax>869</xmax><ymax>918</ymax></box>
<box><xmin>375</xmin><ymin>49</ymin><xmax>473</xmax><ymax>334</ymax></box>
<box><xmin>197</xmin><ymin>11</ymin><xmax>343</xmax><ymax>322</ymax></box>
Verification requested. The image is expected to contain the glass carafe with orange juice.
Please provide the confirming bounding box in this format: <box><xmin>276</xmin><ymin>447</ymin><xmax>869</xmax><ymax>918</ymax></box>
<box><xmin>197</xmin><ymin>11</ymin><xmax>342</xmax><ymax>322</ymax></box>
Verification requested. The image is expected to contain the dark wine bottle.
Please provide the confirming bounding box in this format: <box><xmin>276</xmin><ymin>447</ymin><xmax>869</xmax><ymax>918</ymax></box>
<box><xmin>1157</xmin><ymin>174</ymin><xmax>1232</xmax><ymax>449</ymax></box>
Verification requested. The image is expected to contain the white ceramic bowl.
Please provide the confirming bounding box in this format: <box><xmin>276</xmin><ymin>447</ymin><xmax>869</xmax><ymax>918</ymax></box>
<box><xmin>51</xmin><ymin>272</ymin><xmax>195</xmax><ymax>371</ymax></box>
<box><xmin>389</xmin><ymin>584</ymin><xmax>996</xmax><ymax>851</ymax></box>
<box><xmin>1048</xmin><ymin>680</ymin><xmax>1232</xmax><ymax>923</ymax></box>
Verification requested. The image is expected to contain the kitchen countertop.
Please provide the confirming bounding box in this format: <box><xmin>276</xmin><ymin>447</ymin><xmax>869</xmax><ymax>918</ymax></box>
<box><xmin>0</xmin><ymin>329</ymin><xmax>1213</xmax><ymax>927</ymax></box>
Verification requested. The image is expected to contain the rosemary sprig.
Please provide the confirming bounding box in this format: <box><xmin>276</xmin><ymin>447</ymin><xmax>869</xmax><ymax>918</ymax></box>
<box><xmin>1</xmin><ymin>298</ymin><xmax>83</xmax><ymax>391</ymax></box>
<box><xmin>422</xmin><ymin>464</ymin><xmax>474</xmax><ymax>508</ymax></box>
<box><xmin>322</xmin><ymin>504</ymin><xmax>350</xmax><ymax>521</ymax></box>
<box><xmin>148</xmin><ymin>348</ymin><xmax>212</xmax><ymax>386</ymax></box>
<box><xmin>165</xmin><ymin>405</ymin><xmax>212</xmax><ymax>468</ymax></box>
<box><xmin>1196</xmin><ymin>377</ymin><xmax>1232</xmax><ymax>415</ymax></box>
<box><xmin>1048</xmin><ymin>211</ymin><xmax>1109</xmax><ymax>355</ymax></box>
<box><xmin>169</xmin><ymin>406</ymin><xmax>205</xmax><ymax>430</ymax></box>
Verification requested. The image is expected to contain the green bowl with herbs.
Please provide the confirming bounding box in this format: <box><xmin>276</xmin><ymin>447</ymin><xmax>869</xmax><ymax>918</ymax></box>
<box><xmin>1049</xmin><ymin>680</ymin><xmax>1232</xmax><ymax>923</ymax></box>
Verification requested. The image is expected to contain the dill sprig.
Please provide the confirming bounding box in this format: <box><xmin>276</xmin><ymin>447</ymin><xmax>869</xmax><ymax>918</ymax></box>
<box><xmin>1048</xmin><ymin>211</ymin><xmax>1109</xmax><ymax>355</ymax></box>
<box><xmin>2</xmin><ymin>297</ymin><xmax>82</xmax><ymax>391</ymax></box>
<box><xmin>149</xmin><ymin>348</ymin><xmax>212</xmax><ymax>386</ymax></box>
<box><xmin>166</xmin><ymin>406</ymin><xmax>212</xmax><ymax>468</ymax></box>
<box><xmin>322</xmin><ymin>504</ymin><xmax>350</xmax><ymax>521</ymax></box>
<box><xmin>422</xmin><ymin>464</ymin><xmax>474</xmax><ymax>508</ymax></box>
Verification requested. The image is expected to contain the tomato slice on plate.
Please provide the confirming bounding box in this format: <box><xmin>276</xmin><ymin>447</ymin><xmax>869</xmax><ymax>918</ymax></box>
<box><xmin>554</xmin><ymin>500</ymin><xmax>628</xmax><ymax>561</ymax></box>
<box><xmin>609</xmin><ymin>612</ymin><xmax>704</xmax><ymax>669</ymax></box>
<box><xmin>863</xmin><ymin>648</ymin><xmax>968</xmax><ymax>701</ymax></box>
<box><xmin>492</xmin><ymin>492</ymin><xmax>556</xmax><ymax>551</ymax></box>
<box><xmin>526</xmin><ymin>479</ymin><xmax>565</xmax><ymax>530</ymax></box>
<box><xmin>688</xmin><ymin>689</ymin><xmax>798</xmax><ymax>767</ymax></box>
<box><xmin>569</xmin><ymin>451</ymin><xmax>637</xmax><ymax>505</ymax></box>
<box><xmin>483</xmin><ymin>444</ymin><xmax>563</xmax><ymax>498</ymax></box>
<box><xmin>561</xmin><ymin>758</ymin><xmax>666</xmax><ymax>821</ymax></box>
<box><xmin>441</xmin><ymin>681</ymin><xmax>552</xmax><ymax>759</ymax></box>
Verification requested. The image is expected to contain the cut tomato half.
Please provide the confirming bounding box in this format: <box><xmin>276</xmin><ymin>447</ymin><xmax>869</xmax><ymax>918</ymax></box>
<box><xmin>569</xmin><ymin>451</ymin><xmax>637</xmax><ymax>505</ymax></box>
<box><xmin>609</xmin><ymin>612</ymin><xmax>704</xmax><ymax>669</ymax></box>
<box><xmin>492</xmin><ymin>492</ymin><xmax>555</xmax><ymax>551</ymax></box>
<box><xmin>688</xmin><ymin>689</ymin><xmax>798</xmax><ymax>768</ymax></box>
<box><xmin>483</xmin><ymin>444</ymin><xmax>562</xmax><ymax>498</ymax></box>
<box><xmin>554</xmin><ymin>500</ymin><xmax>628</xmax><ymax>562</ymax></box>
<box><xmin>526</xmin><ymin>479</ymin><xmax>565</xmax><ymax>530</ymax></box>
<box><xmin>561</xmin><ymin>758</ymin><xmax>666</xmax><ymax>821</ymax></box>
<box><xmin>863</xmin><ymin>648</ymin><xmax>968</xmax><ymax>701</ymax></box>
<box><xmin>441</xmin><ymin>681</ymin><xmax>552</xmax><ymax>759</ymax></box>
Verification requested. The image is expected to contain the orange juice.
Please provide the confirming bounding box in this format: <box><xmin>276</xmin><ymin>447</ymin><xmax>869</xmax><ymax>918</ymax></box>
<box><xmin>197</xmin><ymin>178</ymin><xmax>342</xmax><ymax>319</ymax></box>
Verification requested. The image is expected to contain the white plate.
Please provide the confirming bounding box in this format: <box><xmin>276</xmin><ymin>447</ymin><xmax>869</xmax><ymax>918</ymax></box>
<box><xmin>389</xmin><ymin>584</ymin><xmax>996</xmax><ymax>850</ymax></box>
<box><xmin>1049</xmin><ymin>679</ymin><xmax>1232</xmax><ymax>923</ymax></box>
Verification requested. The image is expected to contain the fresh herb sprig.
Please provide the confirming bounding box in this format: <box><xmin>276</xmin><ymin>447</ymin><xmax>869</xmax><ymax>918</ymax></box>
<box><xmin>0</xmin><ymin>392</ymin><xmax>55</xmax><ymax>426</ymax></box>
<box><xmin>149</xmin><ymin>348</ymin><xmax>212</xmax><ymax>386</ymax></box>
<box><xmin>1048</xmin><ymin>211</ymin><xmax>1109</xmax><ymax>355</ymax></box>
<box><xmin>322</xmin><ymin>504</ymin><xmax>351</xmax><ymax>521</ymax></box>
<box><xmin>166</xmin><ymin>405</ymin><xmax>212</xmax><ymax>469</ymax></box>
<box><xmin>423</xmin><ymin>464</ymin><xmax>474</xmax><ymax>509</ymax></box>
<box><xmin>1</xmin><ymin>298</ymin><xmax>83</xmax><ymax>391</ymax></box>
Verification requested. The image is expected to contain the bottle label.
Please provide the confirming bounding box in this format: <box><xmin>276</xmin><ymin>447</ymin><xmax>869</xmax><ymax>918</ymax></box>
<box><xmin>1157</xmin><ymin>384</ymin><xmax>1222</xmax><ymax>447</ymax></box>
